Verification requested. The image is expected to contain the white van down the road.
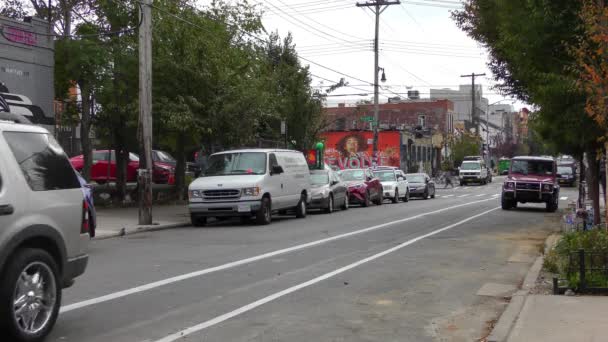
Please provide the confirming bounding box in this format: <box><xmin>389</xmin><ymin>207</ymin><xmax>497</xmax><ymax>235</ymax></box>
<box><xmin>188</xmin><ymin>149</ymin><xmax>311</xmax><ymax>226</ymax></box>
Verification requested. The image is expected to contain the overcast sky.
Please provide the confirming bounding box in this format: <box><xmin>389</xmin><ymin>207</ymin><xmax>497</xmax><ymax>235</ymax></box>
<box><xmin>245</xmin><ymin>0</ymin><xmax>522</xmax><ymax>110</ymax></box>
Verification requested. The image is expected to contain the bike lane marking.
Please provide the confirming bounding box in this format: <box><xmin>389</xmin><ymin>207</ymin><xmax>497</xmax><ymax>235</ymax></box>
<box><xmin>152</xmin><ymin>207</ymin><xmax>501</xmax><ymax>342</ymax></box>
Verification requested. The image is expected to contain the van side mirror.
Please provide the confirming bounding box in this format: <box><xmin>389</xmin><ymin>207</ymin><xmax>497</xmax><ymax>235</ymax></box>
<box><xmin>331</xmin><ymin>180</ymin><xmax>339</xmax><ymax>186</ymax></box>
<box><xmin>271</xmin><ymin>165</ymin><xmax>284</xmax><ymax>175</ymax></box>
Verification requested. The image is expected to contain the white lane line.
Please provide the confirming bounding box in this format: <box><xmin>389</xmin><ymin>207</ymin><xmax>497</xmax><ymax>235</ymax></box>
<box><xmin>475</xmin><ymin>194</ymin><xmax>486</xmax><ymax>197</ymax></box>
<box><xmin>463</xmin><ymin>187</ymin><xmax>470</xmax><ymax>190</ymax></box>
<box><xmin>560</xmin><ymin>196</ymin><xmax>568</xmax><ymax>201</ymax></box>
<box><xmin>60</xmin><ymin>197</ymin><xmax>497</xmax><ymax>313</ymax></box>
<box><xmin>458</xmin><ymin>194</ymin><xmax>469</xmax><ymax>198</ymax></box>
<box><xmin>444</xmin><ymin>195</ymin><xmax>455</xmax><ymax>198</ymax></box>
<box><xmin>152</xmin><ymin>207</ymin><xmax>501</xmax><ymax>342</ymax></box>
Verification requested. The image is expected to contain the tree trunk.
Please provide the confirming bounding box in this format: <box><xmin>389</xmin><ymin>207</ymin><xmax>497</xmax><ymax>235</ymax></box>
<box><xmin>579</xmin><ymin>155</ymin><xmax>586</xmax><ymax>208</ymax></box>
<box><xmin>79</xmin><ymin>80</ymin><xmax>92</xmax><ymax>181</ymax></box>
<box><xmin>605</xmin><ymin>142</ymin><xmax>608</xmax><ymax>229</ymax></box>
<box><xmin>175</xmin><ymin>133</ymin><xmax>186</xmax><ymax>200</ymax></box>
<box><xmin>587</xmin><ymin>151</ymin><xmax>601</xmax><ymax>225</ymax></box>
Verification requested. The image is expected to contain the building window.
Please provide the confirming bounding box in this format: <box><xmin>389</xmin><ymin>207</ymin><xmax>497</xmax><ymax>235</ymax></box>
<box><xmin>418</xmin><ymin>115</ymin><xmax>426</xmax><ymax>128</ymax></box>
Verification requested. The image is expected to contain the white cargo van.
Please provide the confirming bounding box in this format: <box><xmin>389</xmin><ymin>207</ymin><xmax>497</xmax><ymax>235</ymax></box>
<box><xmin>188</xmin><ymin>149</ymin><xmax>311</xmax><ymax>225</ymax></box>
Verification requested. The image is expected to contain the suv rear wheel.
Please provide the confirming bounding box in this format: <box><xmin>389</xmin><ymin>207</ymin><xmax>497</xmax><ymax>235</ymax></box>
<box><xmin>0</xmin><ymin>248</ymin><xmax>61</xmax><ymax>342</ymax></box>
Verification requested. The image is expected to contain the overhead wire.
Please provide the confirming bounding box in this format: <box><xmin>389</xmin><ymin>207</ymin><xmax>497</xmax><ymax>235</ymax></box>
<box><xmin>141</xmin><ymin>1</ymin><xmax>380</xmax><ymax>94</ymax></box>
<box><xmin>260</xmin><ymin>0</ymin><xmax>362</xmax><ymax>46</ymax></box>
<box><xmin>269</xmin><ymin>0</ymin><xmax>368</xmax><ymax>41</ymax></box>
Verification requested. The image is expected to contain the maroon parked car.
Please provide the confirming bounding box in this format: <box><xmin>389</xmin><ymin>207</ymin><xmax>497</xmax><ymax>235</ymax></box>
<box><xmin>340</xmin><ymin>168</ymin><xmax>383</xmax><ymax>207</ymax></box>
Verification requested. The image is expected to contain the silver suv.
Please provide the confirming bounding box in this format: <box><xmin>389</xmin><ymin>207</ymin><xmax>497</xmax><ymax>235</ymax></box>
<box><xmin>0</xmin><ymin>114</ymin><xmax>89</xmax><ymax>342</ymax></box>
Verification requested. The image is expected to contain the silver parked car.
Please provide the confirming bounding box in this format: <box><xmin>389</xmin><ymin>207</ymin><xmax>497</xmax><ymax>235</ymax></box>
<box><xmin>308</xmin><ymin>169</ymin><xmax>349</xmax><ymax>213</ymax></box>
<box><xmin>0</xmin><ymin>113</ymin><xmax>90</xmax><ymax>342</ymax></box>
<box><xmin>406</xmin><ymin>173</ymin><xmax>436</xmax><ymax>199</ymax></box>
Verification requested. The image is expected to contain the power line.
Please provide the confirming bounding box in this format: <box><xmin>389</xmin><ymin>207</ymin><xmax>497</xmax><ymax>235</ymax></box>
<box><xmin>379</xmin><ymin>52</ymin><xmax>432</xmax><ymax>86</ymax></box>
<box><xmin>399</xmin><ymin>3</ymin><xmax>426</xmax><ymax>33</ymax></box>
<box><xmin>286</xmin><ymin>0</ymin><xmax>352</xmax><ymax>9</ymax></box>
<box><xmin>263</xmin><ymin>3</ymin><xmax>353</xmax><ymax>16</ymax></box>
<box><xmin>269</xmin><ymin>0</ymin><xmax>368</xmax><ymax>41</ymax></box>
<box><xmin>141</xmin><ymin>1</ymin><xmax>380</xmax><ymax>97</ymax></box>
<box><xmin>380</xmin><ymin>48</ymin><xmax>484</xmax><ymax>59</ymax></box>
<box><xmin>401</xmin><ymin>0</ymin><xmax>462</xmax><ymax>9</ymax></box>
<box><xmin>261</xmin><ymin>0</ymin><xmax>361</xmax><ymax>46</ymax></box>
<box><xmin>310</xmin><ymin>74</ymin><xmax>389</xmax><ymax>97</ymax></box>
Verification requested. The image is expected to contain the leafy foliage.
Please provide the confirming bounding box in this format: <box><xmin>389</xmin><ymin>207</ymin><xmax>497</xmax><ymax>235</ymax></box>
<box><xmin>544</xmin><ymin>230</ymin><xmax>608</xmax><ymax>288</ymax></box>
<box><xmin>451</xmin><ymin>133</ymin><xmax>481</xmax><ymax>166</ymax></box>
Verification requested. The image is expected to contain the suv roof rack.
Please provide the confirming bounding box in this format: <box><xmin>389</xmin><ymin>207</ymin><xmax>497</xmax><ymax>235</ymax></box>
<box><xmin>0</xmin><ymin>112</ymin><xmax>33</xmax><ymax>125</ymax></box>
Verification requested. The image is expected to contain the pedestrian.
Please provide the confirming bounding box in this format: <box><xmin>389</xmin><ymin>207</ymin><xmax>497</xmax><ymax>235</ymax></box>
<box><xmin>444</xmin><ymin>169</ymin><xmax>454</xmax><ymax>188</ymax></box>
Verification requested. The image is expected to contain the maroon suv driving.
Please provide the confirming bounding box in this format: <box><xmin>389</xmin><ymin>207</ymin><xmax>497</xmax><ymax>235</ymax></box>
<box><xmin>501</xmin><ymin>156</ymin><xmax>559</xmax><ymax>212</ymax></box>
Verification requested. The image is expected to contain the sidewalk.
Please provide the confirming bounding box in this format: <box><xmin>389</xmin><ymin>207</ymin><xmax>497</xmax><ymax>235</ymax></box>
<box><xmin>506</xmin><ymin>295</ymin><xmax>608</xmax><ymax>342</ymax></box>
<box><xmin>94</xmin><ymin>204</ymin><xmax>190</xmax><ymax>239</ymax></box>
<box><xmin>488</xmin><ymin>233</ymin><xmax>608</xmax><ymax>342</ymax></box>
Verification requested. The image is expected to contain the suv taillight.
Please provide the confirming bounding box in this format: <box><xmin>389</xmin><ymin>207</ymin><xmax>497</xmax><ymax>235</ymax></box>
<box><xmin>81</xmin><ymin>200</ymin><xmax>89</xmax><ymax>234</ymax></box>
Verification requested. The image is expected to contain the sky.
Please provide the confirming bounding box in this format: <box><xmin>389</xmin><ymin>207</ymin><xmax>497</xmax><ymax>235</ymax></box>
<box><xmin>251</xmin><ymin>0</ymin><xmax>522</xmax><ymax>110</ymax></box>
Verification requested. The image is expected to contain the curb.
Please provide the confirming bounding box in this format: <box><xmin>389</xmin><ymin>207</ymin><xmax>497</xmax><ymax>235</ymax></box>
<box><xmin>92</xmin><ymin>222</ymin><xmax>190</xmax><ymax>240</ymax></box>
<box><xmin>486</xmin><ymin>233</ymin><xmax>559</xmax><ymax>342</ymax></box>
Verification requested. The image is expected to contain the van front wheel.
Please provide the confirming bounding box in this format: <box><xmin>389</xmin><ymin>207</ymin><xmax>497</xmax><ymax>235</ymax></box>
<box><xmin>256</xmin><ymin>197</ymin><xmax>272</xmax><ymax>225</ymax></box>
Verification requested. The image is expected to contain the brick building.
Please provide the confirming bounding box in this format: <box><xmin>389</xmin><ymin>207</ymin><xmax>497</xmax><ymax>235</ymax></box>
<box><xmin>324</xmin><ymin>100</ymin><xmax>455</xmax><ymax>134</ymax></box>
<box><xmin>323</xmin><ymin>100</ymin><xmax>455</xmax><ymax>174</ymax></box>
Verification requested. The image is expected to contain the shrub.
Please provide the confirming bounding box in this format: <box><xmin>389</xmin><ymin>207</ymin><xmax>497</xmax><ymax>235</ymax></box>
<box><xmin>545</xmin><ymin>229</ymin><xmax>608</xmax><ymax>289</ymax></box>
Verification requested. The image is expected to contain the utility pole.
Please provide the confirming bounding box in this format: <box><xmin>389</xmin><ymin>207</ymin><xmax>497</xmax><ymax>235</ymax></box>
<box><xmin>357</xmin><ymin>0</ymin><xmax>400</xmax><ymax>168</ymax></box>
<box><xmin>460</xmin><ymin>73</ymin><xmax>486</xmax><ymax>136</ymax></box>
<box><xmin>138</xmin><ymin>0</ymin><xmax>153</xmax><ymax>225</ymax></box>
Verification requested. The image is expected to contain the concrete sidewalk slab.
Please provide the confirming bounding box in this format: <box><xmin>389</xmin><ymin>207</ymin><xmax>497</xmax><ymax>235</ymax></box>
<box><xmin>507</xmin><ymin>295</ymin><xmax>608</xmax><ymax>342</ymax></box>
<box><xmin>476</xmin><ymin>283</ymin><xmax>518</xmax><ymax>297</ymax></box>
<box><xmin>93</xmin><ymin>204</ymin><xmax>190</xmax><ymax>239</ymax></box>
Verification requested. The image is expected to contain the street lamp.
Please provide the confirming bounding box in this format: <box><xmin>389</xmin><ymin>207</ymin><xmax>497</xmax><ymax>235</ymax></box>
<box><xmin>372</xmin><ymin>67</ymin><xmax>387</xmax><ymax>169</ymax></box>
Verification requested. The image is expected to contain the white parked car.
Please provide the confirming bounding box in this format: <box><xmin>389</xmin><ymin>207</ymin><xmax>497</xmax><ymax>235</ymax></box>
<box><xmin>188</xmin><ymin>149</ymin><xmax>311</xmax><ymax>225</ymax></box>
<box><xmin>373</xmin><ymin>167</ymin><xmax>410</xmax><ymax>203</ymax></box>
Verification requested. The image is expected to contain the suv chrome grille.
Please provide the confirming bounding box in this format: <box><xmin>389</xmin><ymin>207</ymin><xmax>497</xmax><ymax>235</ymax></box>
<box><xmin>203</xmin><ymin>189</ymin><xmax>240</xmax><ymax>200</ymax></box>
<box><xmin>516</xmin><ymin>182</ymin><xmax>540</xmax><ymax>191</ymax></box>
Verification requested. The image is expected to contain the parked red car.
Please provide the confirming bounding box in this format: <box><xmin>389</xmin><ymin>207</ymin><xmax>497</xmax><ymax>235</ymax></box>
<box><xmin>70</xmin><ymin>150</ymin><xmax>175</xmax><ymax>184</ymax></box>
<box><xmin>340</xmin><ymin>168</ymin><xmax>383</xmax><ymax>207</ymax></box>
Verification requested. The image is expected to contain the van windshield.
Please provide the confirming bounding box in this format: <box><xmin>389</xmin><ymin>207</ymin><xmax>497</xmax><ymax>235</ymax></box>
<box><xmin>461</xmin><ymin>162</ymin><xmax>480</xmax><ymax>170</ymax></box>
<box><xmin>204</xmin><ymin>152</ymin><xmax>267</xmax><ymax>176</ymax></box>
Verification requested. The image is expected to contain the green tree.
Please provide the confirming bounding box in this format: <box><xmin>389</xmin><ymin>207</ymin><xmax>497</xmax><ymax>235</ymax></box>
<box><xmin>452</xmin><ymin>133</ymin><xmax>481</xmax><ymax>167</ymax></box>
<box><xmin>1</xmin><ymin>0</ymin><xmax>28</xmax><ymax>18</ymax></box>
<box><xmin>263</xmin><ymin>32</ymin><xmax>324</xmax><ymax>151</ymax></box>
<box><xmin>55</xmin><ymin>22</ymin><xmax>108</xmax><ymax>180</ymax></box>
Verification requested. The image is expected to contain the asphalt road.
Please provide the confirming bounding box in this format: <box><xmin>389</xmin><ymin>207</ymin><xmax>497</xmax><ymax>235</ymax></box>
<box><xmin>48</xmin><ymin>178</ymin><xmax>571</xmax><ymax>342</ymax></box>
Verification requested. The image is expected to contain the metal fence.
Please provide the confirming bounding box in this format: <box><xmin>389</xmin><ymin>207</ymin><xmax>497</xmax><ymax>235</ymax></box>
<box><xmin>554</xmin><ymin>249</ymin><xmax>608</xmax><ymax>294</ymax></box>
